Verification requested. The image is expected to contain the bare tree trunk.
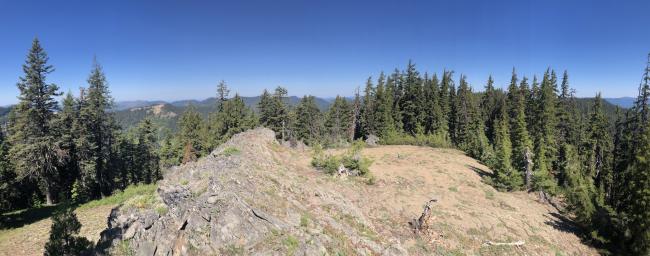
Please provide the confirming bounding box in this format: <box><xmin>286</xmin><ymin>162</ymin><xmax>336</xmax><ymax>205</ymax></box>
<box><xmin>524</xmin><ymin>147</ymin><xmax>533</xmax><ymax>190</ymax></box>
<box><xmin>44</xmin><ymin>184</ymin><xmax>53</xmax><ymax>205</ymax></box>
<box><xmin>349</xmin><ymin>87</ymin><xmax>361</xmax><ymax>141</ymax></box>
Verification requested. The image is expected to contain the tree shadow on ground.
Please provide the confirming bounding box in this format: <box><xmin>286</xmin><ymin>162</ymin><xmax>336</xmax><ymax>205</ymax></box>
<box><xmin>544</xmin><ymin>212</ymin><xmax>583</xmax><ymax>235</ymax></box>
<box><xmin>0</xmin><ymin>203</ymin><xmax>76</xmax><ymax>230</ymax></box>
<box><xmin>466</xmin><ymin>165</ymin><xmax>494</xmax><ymax>181</ymax></box>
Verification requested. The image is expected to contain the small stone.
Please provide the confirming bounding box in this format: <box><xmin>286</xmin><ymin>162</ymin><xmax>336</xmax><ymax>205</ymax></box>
<box><xmin>207</xmin><ymin>196</ymin><xmax>218</xmax><ymax>204</ymax></box>
<box><xmin>123</xmin><ymin>222</ymin><xmax>140</xmax><ymax>240</ymax></box>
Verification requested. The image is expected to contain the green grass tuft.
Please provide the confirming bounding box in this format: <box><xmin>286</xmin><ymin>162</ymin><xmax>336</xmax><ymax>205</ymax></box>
<box><xmin>221</xmin><ymin>146</ymin><xmax>241</xmax><ymax>156</ymax></box>
<box><xmin>77</xmin><ymin>184</ymin><xmax>157</xmax><ymax>211</ymax></box>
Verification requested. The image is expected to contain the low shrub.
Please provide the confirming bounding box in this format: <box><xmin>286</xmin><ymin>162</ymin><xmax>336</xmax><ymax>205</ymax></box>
<box><xmin>311</xmin><ymin>141</ymin><xmax>373</xmax><ymax>177</ymax></box>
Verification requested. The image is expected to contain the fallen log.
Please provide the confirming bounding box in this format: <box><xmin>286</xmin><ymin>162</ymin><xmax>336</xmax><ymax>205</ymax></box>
<box><xmin>482</xmin><ymin>240</ymin><xmax>525</xmax><ymax>246</ymax></box>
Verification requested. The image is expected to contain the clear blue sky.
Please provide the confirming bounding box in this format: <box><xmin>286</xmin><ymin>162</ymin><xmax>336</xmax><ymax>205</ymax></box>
<box><xmin>1</xmin><ymin>0</ymin><xmax>649</xmax><ymax>105</ymax></box>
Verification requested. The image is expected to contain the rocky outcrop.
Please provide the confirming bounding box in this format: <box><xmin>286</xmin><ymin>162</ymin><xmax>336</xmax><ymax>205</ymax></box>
<box><xmin>97</xmin><ymin>128</ymin><xmax>396</xmax><ymax>255</ymax></box>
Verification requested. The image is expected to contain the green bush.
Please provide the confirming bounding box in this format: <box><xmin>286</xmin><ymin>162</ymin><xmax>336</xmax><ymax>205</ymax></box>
<box><xmin>311</xmin><ymin>145</ymin><xmax>340</xmax><ymax>175</ymax></box>
<box><xmin>44</xmin><ymin>209</ymin><xmax>93</xmax><ymax>256</ymax></box>
<box><xmin>381</xmin><ymin>129</ymin><xmax>451</xmax><ymax>148</ymax></box>
<box><xmin>311</xmin><ymin>141</ymin><xmax>373</xmax><ymax>177</ymax></box>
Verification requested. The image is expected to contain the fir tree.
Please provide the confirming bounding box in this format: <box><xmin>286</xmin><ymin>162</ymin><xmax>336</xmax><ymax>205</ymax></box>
<box><xmin>423</xmin><ymin>73</ymin><xmax>441</xmax><ymax>135</ymax></box>
<box><xmin>438</xmin><ymin>70</ymin><xmax>453</xmax><ymax>139</ymax></box>
<box><xmin>293</xmin><ymin>95</ymin><xmax>323</xmax><ymax>144</ymax></box>
<box><xmin>481</xmin><ymin>75</ymin><xmax>499</xmax><ymax>144</ymax></box>
<box><xmin>216</xmin><ymin>80</ymin><xmax>230</xmax><ymax>111</ymax></box>
<box><xmin>44</xmin><ymin>209</ymin><xmax>93</xmax><ymax>256</ymax></box>
<box><xmin>373</xmin><ymin>72</ymin><xmax>395</xmax><ymax>137</ymax></box>
<box><xmin>258</xmin><ymin>87</ymin><xmax>289</xmax><ymax>139</ymax></box>
<box><xmin>360</xmin><ymin>77</ymin><xmax>376</xmax><ymax>137</ymax></box>
<box><xmin>82</xmin><ymin>60</ymin><xmax>117</xmax><ymax>197</ymax></box>
<box><xmin>0</xmin><ymin>129</ymin><xmax>17</xmax><ymax>211</ymax></box>
<box><xmin>557</xmin><ymin>71</ymin><xmax>580</xmax><ymax>147</ymax></box>
<box><xmin>388</xmin><ymin>69</ymin><xmax>404</xmax><ymax>130</ymax></box>
<box><xmin>350</xmin><ymin>87</ymin><xmax>362</xmax><ymax>140</ymax></box>
<box><xmin>134</xmin><ymin>119</ymin><xmax>160</xmax><ymax>183</ymax></box>
<box><xmin>452</xmin><ymin>75</ymin><xmax>474</xmax><ymax>151</ymax></box>
<box><xmin>8</xmin><ymin>38</ymin><xmax>62</xmax><ymax>205</ymax></box>
<box><xmin>625</xmin><ymin>124</ymin><xmax>650</xmax><ymax>255</ymax></box>
<box><xmin>560</xmin><ymin>144</ymin><xmax>596</xmax><ymax>225</ymax></box>
<box><xmin>492</xmin><ymin>97</ymin><xmax>523</xmax><ymax>190</ymax></box>
<box><xmin>55</xmin><ymin>93</ymin><xmax>80</xmax><ymax>200</ymax></box>
<box><xmin>535</xmin><ymin>70</ymin><xmax>559</xmax><ymax>173</ymax></box>
<box><xmin>586</xmin><ymin>94</ymin><xmax>614</xmax><ymax>203</ymax></box>
<box><xmin>400</xmin><ymin>61</ymin><xmax>423</xmax><ymax>134</ymax></box>
<box><xmin>211</xmin><ymin>94</ymin><xmax>257</xmax><ymax>145</ymax></box>
<box><xmin>533</xmin><ymin>137</ymin><xmax>557</xmax><ymax>198</ymax></box>
<box><xmin>509</xmin><ymin>77</ymin><xmax>534</xmax><ymax>188</ymax></box>
<box><xmin>324</xmin><ymin>96</ymin><xmax>352</xmax><ymax>144</ymax></box>
<box><xmin>177</xmin><ymin>105</ymin><xmax>204</xmax><ymax>163</ymax></box>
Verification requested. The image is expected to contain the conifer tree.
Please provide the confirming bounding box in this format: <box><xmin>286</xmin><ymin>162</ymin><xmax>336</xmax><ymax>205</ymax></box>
<box><xmin>492</xmin><ymin>97</ymin><xmax>523</xmax><ymax>190</ymax></box>
<box><xmin>387</xmin><ymin>69</ymin><xmax>404</xmax><ymax>130</ymax></box>
<box><xmin>158</xmin><ymin>132</ymin><xmax>179</xmax><ymax>168</ymax></box>
<box><xmin>400</xmin><ymin>61</ymin><xmax>423</xmax><ymax>134</ymax></box>
<box><xmin>8</xmin><ymin>38</ymin><xmax>62</xmax><ymax>205</ymax></box>
<box><xmin>438</xmin><ymin>70</ymin><xmax>453</xmax><ymax>138</ymax></box>
<box><xmin>82</xmin><ymin>60</ymin><xmax>117</xmax><ymax>197</ymax></box>
<box><xmin>360</xmin><ymin>77</ymin><xmax>376</xmax><ymax>137</ymax></box>
<box><xmin>177</xmin><ymin>105</ymin><xmax>204</xmax><ymax>163</ymax></box>
<box><xmin>533</xmin><ymin>137</ymin><xmax>557</xmax><ymax>198</ymax></box>
<box><xmin>624</xmin><ymin>123</ymin><xmax>650</xmax><ymax>255</ymax></box>
<box><xmin>557</xmin><ymin>71</ymin><xmax>580</xmax><ymax>147</ymax></box>
<box><xmin>0</xmin><ymin>129</ymin><xmax>17</xmax><ymax>211</ymax></box>
<box><xmin>373</xmin><ymin>72</ymin><xmax>395</xmax><ymax>137</ymax></box>
<box><xmin>324</xmin><ymin>96</ymin><xmax>352</xmax><ymax>144</ymax></box>
<box><xmin>452</xmin><ymin>75</ymin><xmax>474</xmax><ymax>150</ymax></box>
<box><xmin>44</xmin><ymin>209</ymin><xmax>93</xmax><ymax>256</ymax></box>
<box><xmin>423</xmin><ymin>73</ymin><xmax>441</xmax><ymax>135</ymax></box>
<box><xmin>535</xmin><ymin>70</ymin><xmax>559</xmax><ymax>172</ymax></box>
<box><xmin>350</xmin><ymin>87</ymin><xmax>362</xmax><ymax>140</ymax></box>
<box><xmin>509</xmin><ymin>77</ymin><xmax>534</xmax><ymax>187</ymax></box>
<box><xmin>72</xmin><ymin>88</ymin><xmax>96</xmax><ymax>200</ymax></box>
<box><xmin>560</xmin><ymin>144</ymin><xmax>596</xmax><ymax>225</ymax></box>
<box><xmin>55</xmin><ymin>93</ymin><xmax>80</xmax><ymax>200</ymax></box>
<box><xmin>481</xmin><ymin>75</ymin><xmax>499</xmax><ymax>144</ymax></box>
<box><xmin>258</xmin><ymin>87</ymin><xmax>289</xmax><ymax>139</ymax></box>
<box><xmin>216</xmin><ymin>80</ymin><xmax>230</xmax><ymax>111</ymax></box>
<box><xmin>453</xmin><ymin>75</ymin><xmax>491</xmax><ymax>161</ymax></box>
<box><xmin>527</xmin><ymin>75</ymin><xmax>540</xmax><ymax>136</ymax></box>
<box><xmin>293</xmin><ymin>95</ymin><xmax>323</xmax><ymax>144</ymax></box>
<box><xmin>212</xmin><ymin>94</ymin><xmax>257</xmax><ymax>145</ymax></box>
<box><xmin>134</xmin><ymin>119</ymin><xmax>160</xmax><ymax>183</ymax></box>
<box><xmin>586</xmin><ymin>94</ymin><xmax>614</xmax><ymax>202</ymax></box>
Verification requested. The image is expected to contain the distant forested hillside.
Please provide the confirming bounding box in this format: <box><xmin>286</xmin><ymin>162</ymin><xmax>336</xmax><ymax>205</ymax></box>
<box><xmin>113</xmin><ymin>95</ymin><xmax>332</xmax><ymax>132</ymax></box>
<box><xmin>0</xmin><ymin>106</ymin><xmax>12</xmax><ymax>124</ymax></box>
<box><xmin>604</xmin><ymin>97</ymin><xmax>635</xmax><ymax>108</ymax></box>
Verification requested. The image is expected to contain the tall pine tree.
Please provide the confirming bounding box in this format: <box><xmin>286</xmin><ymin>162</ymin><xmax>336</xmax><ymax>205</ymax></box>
<box><xmin>8</xmin><ymin>38</ymin><xmax>62</xmax><ymax>205</ymax></box>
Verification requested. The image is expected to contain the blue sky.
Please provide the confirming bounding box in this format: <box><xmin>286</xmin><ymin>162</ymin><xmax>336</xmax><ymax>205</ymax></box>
<box><xmin>0</xmin><ymin>0</ymin><xmax>649</xmax><ymax>105</ymax></box>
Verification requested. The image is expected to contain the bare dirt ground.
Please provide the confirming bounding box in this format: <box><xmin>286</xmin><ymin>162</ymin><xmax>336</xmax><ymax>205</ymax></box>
<box><xmin>284</xmin><ymin>145</ymin><xmax>598</xmax><ymax>255</ymax></box>
<box><xmin>0</xmin><ymin>204</ymin><xmax>114</xmax><ymax>256</ymax></box>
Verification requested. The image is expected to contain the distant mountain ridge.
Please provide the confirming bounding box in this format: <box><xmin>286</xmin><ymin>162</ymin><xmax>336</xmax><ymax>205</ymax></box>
<box><xmin>604</xmin><ymin>97</ymin><xmax>635</xmax><ymax>108</ymax></box>
<box><xmin>115</xmin><ymin>95</ymin><xmax>333</xmax><ymax>112</ymax></box>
